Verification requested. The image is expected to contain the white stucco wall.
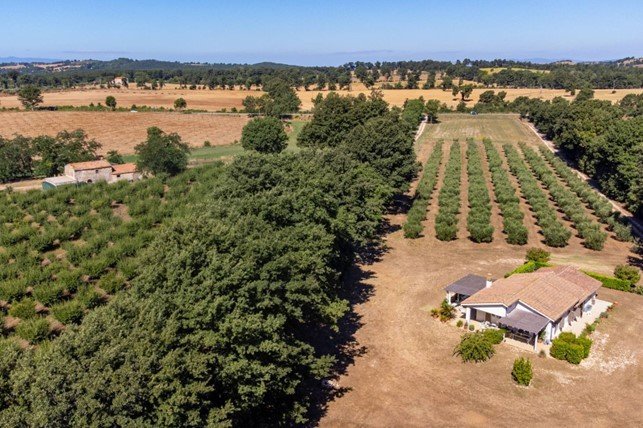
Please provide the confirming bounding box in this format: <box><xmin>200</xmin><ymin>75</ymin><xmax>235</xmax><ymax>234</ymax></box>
<box><xmin>71</xmin><ymin>167</ymin><xmax>112</xmax><ymax>183</ymax></box>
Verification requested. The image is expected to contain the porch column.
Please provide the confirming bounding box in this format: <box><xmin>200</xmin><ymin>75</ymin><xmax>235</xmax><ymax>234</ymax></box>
<box><xmin>533</xmin><ymin>334</ymin><xmax>538</xmax><ymax>352</ymax></box>
<box><xmin>446</xmin><ymin>291</ymin><xmax>452</xmax><ymax>305</ymax></box>
<box><xmin>465</xmin><ymin>307</ymin><xmax>471</xmax><ymax>324</ymax></box>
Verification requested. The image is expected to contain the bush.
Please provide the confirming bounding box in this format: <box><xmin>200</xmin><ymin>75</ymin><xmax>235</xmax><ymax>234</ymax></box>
<box><xmin>549</xmin><ymin>340</ymin><xmax>569</xmax><ymax>360</ymax></box>
<box><xmin>9</xmin><ymin>298</ymin><xmax>37</xmax><ymax>319</ymax></box>
<box><xmin>404</xmin><ymin>141</ymin><xmax>443</xmax><ymax>238</ymax></box>
<box><xmin>526</xmin><ymin>248</ymin><xmax>550</xmax><ymax>263</ymax></box>
<box><xmin>15</xmin><ymin>318</ymin><xmax>50</xmax><ymax>343</ymax></box>
<box><xmin>584</xmin><ymin>271</ymin><xmax>632</xmax><ymax>292</ymax></box>
<box><xmin>76</xmin><ymin>286</ymin><xmax>103</xmax><ymax>309</ymax></box>
<box><xmin>0</xmin><ymin>279</ymin><xmax>28</xmax><ymax>302</ymax></box>
<box><xmin>98</xmin><ymin>271</ymin><xmax>126</xmax><ymax>294</ymax></box>
<box><xmin>511</xmin><ymin>357</ymin><xmax>533</xmax><ymax>386</ymax></box>
<box><xmin>453</xmin><ymin>332</ymin><xmax>495</xmax><ymax>362</ymax></box>
<box><xmin>51</xmin><ymin>300</ymin><xmax>85</xmax><ymax>325</ymax></box>
<box><xmin>614</xmin><ymin>265</ymin><xmax>640</xmax><ymax>285</ymax></box>
<box><xmin>550</xmin><ymin>332</ymin><xmax>591</xmax><ymax>364</ymax></box>
<box><xmin>456</xmin><ymin>320</ymin><xmax>464</xmax><ymax>328</ymax></box>
<box><xmin>482</xmin><ymin>328</ymin><xmax>505</xmax><ymax>345</ymax></box>
<box><xmin>468</xmin><ymin>324</ymin><xmax>475</xmax><ymax>331</ymax></box>
<box><xmin>566</xmin><ymin>343</ymin><xmax>584</xmax><ymax>365</ymax></box>
<box><xmin>33</xmin><ymin>284</ymin><xmax>65</xmax><ymax>306</ymax></box>
<box><xmin>430</xmin><ymin>299</ymin><xmax>456</xmax><ymax>322</ymax></box>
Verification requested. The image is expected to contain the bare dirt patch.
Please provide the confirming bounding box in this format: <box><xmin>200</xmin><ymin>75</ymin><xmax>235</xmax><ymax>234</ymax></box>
<box><xmin>0</xmin><ymin>111</ymin><xmax>248</xmax><ymax>154</ymax></box>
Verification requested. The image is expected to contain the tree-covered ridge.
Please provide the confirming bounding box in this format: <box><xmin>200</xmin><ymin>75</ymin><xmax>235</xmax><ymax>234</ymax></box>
<box><xmin>0</xmin><ymin>94</ymin><xmax>420</xmax><ymax>425</ymax></box>
<box><xmin>2</xmin><ymin>57</ymin><xmax>642</xmax><ymax>91</ymax></box>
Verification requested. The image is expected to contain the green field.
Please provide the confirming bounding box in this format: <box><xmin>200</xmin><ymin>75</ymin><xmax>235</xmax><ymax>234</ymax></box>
<box><xmin>423</xmin><ymin>113</ymin><xmax>539</xmax><ymax>145</ymax></box>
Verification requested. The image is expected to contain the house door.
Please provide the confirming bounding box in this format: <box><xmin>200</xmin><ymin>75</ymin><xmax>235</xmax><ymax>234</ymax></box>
<box><xmin>485</xmin><ymin>312</ymin><xmax>492</xmax><ymax>323</ymax></box>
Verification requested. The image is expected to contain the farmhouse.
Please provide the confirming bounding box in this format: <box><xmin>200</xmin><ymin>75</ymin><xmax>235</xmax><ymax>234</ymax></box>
<box><xmin>445</xmin><ymin>266</ymin><xmax>607</xmax><ymax>350</ymax></box>
<box><xmin>43</xmin><ymin>160</ymin><xmax>141</xmax><ymax>189</ymax></box>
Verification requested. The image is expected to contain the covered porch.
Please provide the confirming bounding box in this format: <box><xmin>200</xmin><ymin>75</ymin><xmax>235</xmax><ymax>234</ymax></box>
<box><xmin>445</xmin><ymin>274</ymin><xmax>489</xmax><ymax>306</ymax></box>
<box><xmin>498</xmin><ymin>310</ymin><xmax>549</xmax><ymax>352</ymax></box>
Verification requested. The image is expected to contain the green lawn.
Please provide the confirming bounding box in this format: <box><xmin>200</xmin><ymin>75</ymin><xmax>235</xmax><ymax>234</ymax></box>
<box><xmin>122</xmin><ymin>119</ymin><xmax>305</xmax><ymax>164</ymax></box>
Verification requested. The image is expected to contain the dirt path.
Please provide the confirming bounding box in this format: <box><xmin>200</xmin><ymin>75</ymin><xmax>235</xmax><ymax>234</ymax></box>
<box><xmin>520</xmin><ymin>119</ymin><xmax>643</xmax><ymax>238</ymax></box>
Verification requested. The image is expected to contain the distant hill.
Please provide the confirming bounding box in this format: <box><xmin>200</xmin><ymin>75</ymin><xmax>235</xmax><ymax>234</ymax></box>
<box><xmin>0</xmin><ymin>56</ymin><xmax>62</xmax><ymax>64</ymax></box>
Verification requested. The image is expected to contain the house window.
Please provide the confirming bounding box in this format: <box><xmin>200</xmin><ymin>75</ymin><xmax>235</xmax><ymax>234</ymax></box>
<box><xmin>95</xmin><ymin>169</ymin><xmax>99</xmax><ymax>173</ymax></box>
<box><xmin>116</xmin><ymin>174</ymin><xmax>121</xmax><ymax>178</ymax></box>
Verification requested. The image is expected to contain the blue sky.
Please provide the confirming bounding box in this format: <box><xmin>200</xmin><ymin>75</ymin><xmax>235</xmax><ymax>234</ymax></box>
<box><xmin>2</xmin><ymin>0</ymin><xmax>642</xmax><ymax>65</ymax></box>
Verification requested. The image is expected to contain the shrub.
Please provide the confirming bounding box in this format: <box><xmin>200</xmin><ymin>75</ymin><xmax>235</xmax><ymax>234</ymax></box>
<box><xmin>504</xmin><ymin>144</ymin><xmax>571</xmax><ymax>248</ymax></box>
<box><xmin>430</xmin><ymin>299</ymin><xmax>456</xmax><ymax>322</ymax></box>
<box><xmin>526</xmin><ymin>248</ymin><xmax>550</xmax><ymax>263</ymax></box>
<box><xmin>51</xmin><ymin>300</ymin><xmax>85</xmax><ymax>325</ymax></box>
<box><xmin>0</xmin><ymin>279</ymin><xmax>27</xmax><ymax>302</ymax></box>
<box><xmin>468</xmin><ymin>324</ymin><xmax>475</xmax><ymax>331</ymax></box>
<box><xmin>453</xmin><ymin>332</ymin><xmax>495</xmax><ymax>362</ymax></box>
<box><xmin>57</xmin><ymin>269</ymin><xmax>84</xmax><ymax>293</ymax></box>
<box><xmin>550</xmin><ymin>332</ymin><xmax>591</xmax><ymax>364</ymax></box>
<box><xmin>511</xmin><ymin>357</ymin><xmax>533</xmax><ymax>386</ymax></box>
<box><xmin>614</xmin><ymin>265</ymin><xmax>640</xmax><ymax>285</ymax></box>
<box><xmin>76</xmin><ymin>286</ymin><xmax>103</xmax><ymax>309</ymax></box>
<box><xmin>435</xmin><ymin>142</ymin><xmax>462</xmax><ymax>241</ymax></box>
<box><xmin>466</xmin><ymin>140</ymin><xmax>494</xmax><ymax>242</ymax></box>
<box><xmin>9</xmin><ymin>298</ymin><xmax>37</xmax><ymax>319</ymax></box>
<box><xmin>584</xmin><ymin>271</ymin><xmax>631</xmax><ymax>292</ymax></box>
<box><xmin>482</xmin><ymin>328</ymin><xmax>505</xmax><ymax>345</ymax></box>
<box><xmin>33</xmin><ymin>284</ymin><xmax>65</xmax><ymax>306</ymax></box>
<box><xmin>566</xmin><ymin>343</ymin><xmax>584</xmax><ymax>365</ymax></box>
<box><xmin>404</xmin><ymin>141</ymin><xmax>443</xmax><ymax>238</ymax></box>
<box><xmin>549</xmin><ymin>339</ymin><xmax>569</xmax><ymax>360</ymax></box>
<box><xmin>15</xmin><ymin>318</ymin><xmax>50</xmax><ymax>343</ymax></box>
<box><xmin>98</xmin><ymin>271</ymin><xmax>126</xmax><ymax>294</ymax></box>
<box><xmin>456</xmin><ymin>320</ymin><xmax>464</xmax><ymax>328</ymax></box>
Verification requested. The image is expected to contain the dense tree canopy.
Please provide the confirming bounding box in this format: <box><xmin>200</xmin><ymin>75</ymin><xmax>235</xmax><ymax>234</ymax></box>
<box><xmin>515</xmin><ymin>95</ymin><xmax>643</xmax><ymax>217</ymax></box>
<box><xmin>0</xmin><ymin>82</ymin><xmax>424</xmax><ymax>425</ymax></box>
<box><xmin>135</xmin><ymin>127</ymin><xmax>190</xmax><ymax>176</ymax></box>
<box><xmin>241</xmin><ymin>117</ymin><xmax>288</xmax><ymax>153</ymax></box>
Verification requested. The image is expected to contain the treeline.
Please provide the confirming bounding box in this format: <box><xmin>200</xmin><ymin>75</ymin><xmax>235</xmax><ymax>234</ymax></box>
<box><xmin>513</xmin><ymin>92</ymin><xmax>643</xmax><ymax>218</ymax></box>
<box><xmin>0</xmin><ymin>130</ymin><xmax>100</xmax><ymax>182</ymax></box>
<box><xmin>0</xmin><ymin>93</ymin><xmax>420</xmax><ymax>425</ymax></box>
<box><xmin>3</xmin><ymin>57</ymin><xmax>642</xmax><ymax>91</ymax></box>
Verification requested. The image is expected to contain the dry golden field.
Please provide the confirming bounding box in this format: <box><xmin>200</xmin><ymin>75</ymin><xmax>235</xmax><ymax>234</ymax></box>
<box><xmin>1</xmin><ymin>85</ymin><xmax>641</xmax><ymax>111</ymax></box>
<box><xmin>0</xmin><ymin>111</ymin><xmax>248</xmax><ymax>154</ymax></box>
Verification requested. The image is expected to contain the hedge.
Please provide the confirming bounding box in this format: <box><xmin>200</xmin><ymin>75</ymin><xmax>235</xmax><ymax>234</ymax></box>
<box><xmin>466</xmin><ymin>140</ymin><xmax>494</xmax><ymax>242</ymax></box>
<box><xmin>482</xmin><ymin>139</ymin><xmax>528</xmax><ymax>245</ymax></box>
<box><xmin>503</xmin><ymin>144</ymin><xmax>571</xmax><ymax>247</ymax></box>
<box><xmin>519</xmin><ymin>143</ymin><xmax>607</xmax><ymax>250</ymax></box>
<box><xmin>435</xmin><ymin>141</ymin><xmax>462</xmax><ymax>241</ymax></box>
<box><xmin>403</xmin><ymin>141</ymin><xmax>443</xmax><ymax>238</ymax></box>
<box><xmin>583</xmin><ymin>271</ymin><xmax>632</xmax><ymax>292</ymax></box>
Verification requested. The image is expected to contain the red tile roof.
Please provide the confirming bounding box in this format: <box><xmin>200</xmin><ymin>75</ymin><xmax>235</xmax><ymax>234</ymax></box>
<box><xmin>111</xmin><ymin>163</ymin><xmax>138</xmax><ymax>175</ymax></box>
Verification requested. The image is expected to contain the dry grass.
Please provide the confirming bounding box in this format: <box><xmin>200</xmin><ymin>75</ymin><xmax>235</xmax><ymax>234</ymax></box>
<box><xmin>0</xmin><ymin>111</ymin><xmax>248</xmax><ymax>154</ymax></box>
<box><xmin>1</xmin><ymin>85</ymin><xmax>640</xmax><ymax>111</ymax></box>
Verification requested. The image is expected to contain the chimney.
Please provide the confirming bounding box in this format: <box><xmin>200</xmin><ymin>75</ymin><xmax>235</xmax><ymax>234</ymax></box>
<box><xmin>485</xmin><ymin>273</ymin><xmax>493</xmax><ymax>288</ymax></box>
